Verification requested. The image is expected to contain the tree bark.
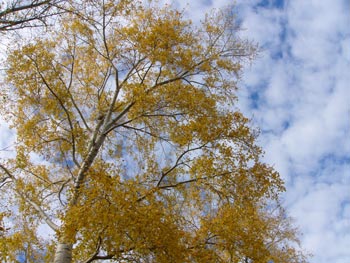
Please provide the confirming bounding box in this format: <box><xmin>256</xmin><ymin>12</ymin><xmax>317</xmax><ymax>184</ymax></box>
<box><xmin>53</xmin><ymin>243</ymin><xmax>73</xmax><ymax>263</ymax></box>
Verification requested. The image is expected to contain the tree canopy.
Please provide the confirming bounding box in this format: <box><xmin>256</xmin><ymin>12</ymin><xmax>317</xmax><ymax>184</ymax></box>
<box><xmin>0</xmin><ymin>0</ymin><xmax>308</xmax><ymax>262</ymax></box>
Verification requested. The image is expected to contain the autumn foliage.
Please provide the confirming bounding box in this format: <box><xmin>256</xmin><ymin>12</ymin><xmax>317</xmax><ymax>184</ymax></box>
<box><xmin>0</xmin><ymin>0</ymin><xmax>308</xmax><ymax>262</ymax></box>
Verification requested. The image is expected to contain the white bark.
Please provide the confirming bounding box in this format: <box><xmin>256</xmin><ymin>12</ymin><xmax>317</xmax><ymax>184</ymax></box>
<box><xmin>54</xmin><ymin>243</ymin><xmax>73</xmax><ymax>263</ymax></box>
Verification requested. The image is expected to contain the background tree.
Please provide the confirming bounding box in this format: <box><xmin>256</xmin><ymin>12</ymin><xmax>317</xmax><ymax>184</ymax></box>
<box><xmin>0</xmin><ymin>0</ymin><xmax>64</xmax><ymax>32</ymax></box>
<box><xmin>0</xmin><ymin>0</ymin><xmax>309</xmax><ymax>262</ymax></box>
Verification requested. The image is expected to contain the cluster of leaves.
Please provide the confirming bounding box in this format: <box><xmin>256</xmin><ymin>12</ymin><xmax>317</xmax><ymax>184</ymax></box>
<box><xmin>0</xmin><ymin>0</ymin><xmax>309</xmax><ymax>262</ymax></box>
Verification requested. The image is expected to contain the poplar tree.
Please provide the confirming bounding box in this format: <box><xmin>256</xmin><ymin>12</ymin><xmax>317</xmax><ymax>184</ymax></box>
<box><xmin>0</xmin><ymin>1</ymin><xmax>308</xmax><ymax>262</ymax></box>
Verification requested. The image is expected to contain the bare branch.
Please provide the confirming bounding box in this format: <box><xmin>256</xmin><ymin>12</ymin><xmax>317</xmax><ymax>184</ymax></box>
<box><xmin>156</xmin><ymin>143</ymin><xmax>209</xmax><ymax>187</ymax></box>
<box><xmin>0</xmin><ymin>0</ymin><xmax>65</xmax><ymax>32</ymax></box>
<box><xmin>122</xmin><ymin>124</ymin><xmax>170</xmax><ymax>142</ymax></box>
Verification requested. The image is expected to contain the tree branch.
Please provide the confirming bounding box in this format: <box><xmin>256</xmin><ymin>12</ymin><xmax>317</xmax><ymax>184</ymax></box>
<box><xmin>156</xmin><ymin>143</ymin><xmax>209</xmax><ymax>187</ymax></box>
<box><xmin>0</xmin><ymin>163</ymin><xmax>59</xmax><ymax>231</ymax></box>
<box><xmin>0</xmin><ymin>0</ymin><xmax>64</xmax><ymax>31</ymax></box>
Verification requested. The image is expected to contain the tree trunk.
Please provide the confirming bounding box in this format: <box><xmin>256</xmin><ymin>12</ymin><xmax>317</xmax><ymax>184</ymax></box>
<box><xmin>54</xmin><ymin>243</ymin><xmax>73</xmax><ymax>263</ymax></box>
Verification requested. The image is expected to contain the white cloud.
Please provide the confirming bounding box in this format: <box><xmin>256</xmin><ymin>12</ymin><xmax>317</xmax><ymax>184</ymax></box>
<box><xmin>0</xmin><ymin>118</ymin><xmax>16</xmax><ymax>159</ymax></box>
<box><xmin>174</xmin><ymin>2</ymin><xmax>350</xmax><ymax>261</ymax></box>
<box><xmin>233</xmin><ymin>0</ymin><xmax>350</xmax><ymax>262</ymax></box>
<box><xmin>1</xmin><ymin>1</ymin><xmax>349</xmax><ymax>262</ymax></box>
<box><xmin>341</xmin><ymin>37</ymin><xmax>350</xmax><ymax>61</ymax></box>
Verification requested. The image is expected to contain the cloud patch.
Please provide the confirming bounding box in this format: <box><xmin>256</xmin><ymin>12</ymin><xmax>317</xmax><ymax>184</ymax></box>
<box><xmin>235</xmin><ymin>0</ymin><xmax>350</xmax><ymax>262</ymax></box>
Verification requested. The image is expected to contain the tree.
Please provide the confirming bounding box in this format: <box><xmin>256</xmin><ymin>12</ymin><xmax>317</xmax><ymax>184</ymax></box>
<box><xmin>0</xmin><ymin>0</ymin><xmax>64</xmax><ymax>32</ymax></box>
<box><xmin>0</xmin><ymin>0</ymin><xmax>308</xmax><ymax>262</ymax></box>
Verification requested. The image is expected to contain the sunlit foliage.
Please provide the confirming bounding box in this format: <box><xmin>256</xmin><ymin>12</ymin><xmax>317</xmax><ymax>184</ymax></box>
<box><xmin>0</xmin><ymin>0</ymin><xmax>308</xmax><ymax>262</ymax></box>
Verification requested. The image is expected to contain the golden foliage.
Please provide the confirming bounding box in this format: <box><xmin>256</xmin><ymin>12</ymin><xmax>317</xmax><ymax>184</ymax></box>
<box><xmin>0</xmin><ymin>0</ymin><xmax>308</xmax><ymax>262</ymax></box>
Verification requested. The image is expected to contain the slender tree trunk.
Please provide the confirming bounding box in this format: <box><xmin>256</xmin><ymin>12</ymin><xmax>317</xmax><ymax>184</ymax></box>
<box><xmin>52</xmin><ymin>101</ymin><xmax>127</xmax><ymax>262</ymax></box>
<box><xmin>53</xmin><ymin>243</ymin><xmax>73</xmax><ymax>263</ymax></box>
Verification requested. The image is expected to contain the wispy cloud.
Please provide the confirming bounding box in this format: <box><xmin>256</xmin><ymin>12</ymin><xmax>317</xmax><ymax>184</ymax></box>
<box><xmin>0</xmin><ymin>118</ymin><xmax>16</xmax><ymax>159</ymax></box>
<box><xmin>233</xmin><ymin>0</ymin><xmax>350</xmax><ymax>262</ymax></box>
<box><xmin>1</xmin><ymin>0</ymin><xmax>349</xmax><ymax>262</ymax></box>
<box><xmin>171</xmin><ymin>0</ymin><xmax>350</xmax><ymax>262</ymax></box>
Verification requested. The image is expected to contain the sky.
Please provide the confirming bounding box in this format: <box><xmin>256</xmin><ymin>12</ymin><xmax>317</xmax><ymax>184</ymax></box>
<box><xmin>1</xmin><ymin>0</ymin><xmax>349</xmax><ymax>262</ymax></box>
<box><xmin>236</xmin><ymin>1</ymin><xmax>350</xmax><ymax>262</ymax></box>
<box><xmin>169</xmin><ymin>0</ymin><xmax>349</xmax><ymax>262</ymax></box>
<box><xmin>176</xmin><ymin>0</ymin><xmax>350</xmax><ymax>262</ymax></box>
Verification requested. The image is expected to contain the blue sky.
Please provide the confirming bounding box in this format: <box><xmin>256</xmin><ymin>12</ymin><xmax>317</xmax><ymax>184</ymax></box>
<box><xmin>173</xmin><ymin>0</ymin><xmax>349</xmax><ymax>262</ymax></box>
<box><xmin>0</xmin><ymin>0</ymin><xmax>349</xmax><ymax>262</ymax></box>
<box><xmin>235</xmin><ymin>0</ymin><xmax>350</xmax><ymax>262</ymax></box>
